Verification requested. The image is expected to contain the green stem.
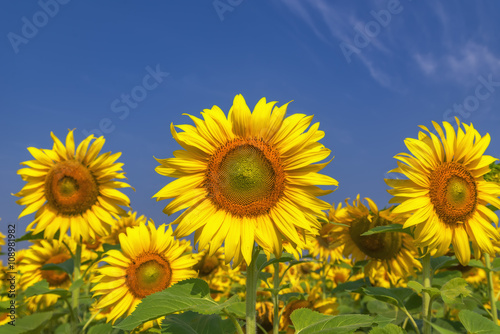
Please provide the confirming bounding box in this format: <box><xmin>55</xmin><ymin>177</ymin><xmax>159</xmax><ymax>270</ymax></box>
<box><xmin>223</xmin><ymin>309</ymin><xmax>244</xmax><ymax>334</ymax></box>
<box><xmin>402</xmin><ymin>307</ymin><xmax>420</xmax><ymax>334</ymax></box>
<box><xmin>72</xmin><ymin>242</ymin><xmax>82</xmax><ymax>333</ymax></box>
<box><xmin>246</xmin><ymin>247</ymin><xmax>260</xmax><ymax>334</ymax></box>
<box><xmin>82</xmin><ymin>309</ymin><xmax>101</xmax><ymax>333</ymax></box>
<box><xmin>485</xmin><ymin>253</ymin><xmax>498</xmax><ymax>323</ymax></box>
<box><xmin>273</xmin><ymin>262</ymin><xmax>280</xmax><ymax>334</ymax></box>
<box><xmin>422</xmin><ymin>253</ymin><xmax>432</xmax><ymax>334</ymax></box>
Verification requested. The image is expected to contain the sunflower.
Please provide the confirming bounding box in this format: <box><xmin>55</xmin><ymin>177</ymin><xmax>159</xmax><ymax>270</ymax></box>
<box><xmin>15</xmin><ymin>130</ymin><xmax>131</xmax><ymax>242</ymax></box>
<box><xmin>307</xmin><ymin>219</ymin><xmax>346</xmax><ymax>264</ymax></box>
<box><xmin>92</xmin><ymin>221</ymin><xmax>198</xmax><ymax>324</ymax></box>
<box><xmin>103</xmin><ymin>211</ymin><xmax>147</xmax><ymax>245</ymax></box>
<box><xmin>154</xmin><ymin>94</ymin><xmax>337</xmax><ymax>266</ymax></box>
<box><xmin>279</xmin><ymin>281</ymin><xmax>337</xmax><ymax>333</ymax></box>
<box><xmin>386</xmin><ymin>119</ymin><xmax>500</xmax><ymax>265</ymax></box>
<box><xmin>329</xmin><ymin>196</ymin><xmax>421</xmax><ymax>285</ymax></box>
<box><xmin>18</xmin><ymin>237</ymin><xmax>86</xmax><ymax>311</ymax></box>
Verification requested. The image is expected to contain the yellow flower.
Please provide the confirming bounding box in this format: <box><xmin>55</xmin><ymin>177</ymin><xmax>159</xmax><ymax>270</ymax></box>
<box><xmin>154</xmin><ymin>94</ymin><xmax>337</xmax><ymax>266</ymax></box>
<box><xmin>103</xmin><ymin>211</ymin><xmax>147</xmax><ymax>245</ymax></box>
<box><xmin>15</xmin><ymin>130</ymin><xmax>131</xmax><ymax>242</ymax></box>
<box><xmin>329</xmin><ymin>196</ymin><xmax>421</xmax><ymax>285</ymax></box>
<box><xmin>279</xmin><ymin>281</ymin><xmax>337</xmax><ymax>333</ymax></box>
<box><xmin>307</xmin><ymin>219</ymin><xmax>346</xmax><ymax>264</ymax></box>
<box><xmin>386</xmin><ymin>119</ymin><xmax>500</xmax><ymax>265</ymax></box>
<box><xmin>18</xmin><ymin>237</ymin><xmax>84</xmax><ymax>311</ymax></box>
<box><xmin>92</xmin><ymin>221</ymin><xmax>197</xmax><ymax>324</ymax></box>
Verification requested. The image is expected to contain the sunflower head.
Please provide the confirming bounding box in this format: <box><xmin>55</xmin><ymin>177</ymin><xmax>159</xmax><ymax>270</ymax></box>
<box><xmin>386</xmin><ymin>118</ymin><xmax>500</xmax><ymax>265</ymax></box>
<box><xmin>92</xmin><ymin>221</ymin><xmax>198</xmax><ymax>324</ymax></box>
<box><xmin>154</xmin><ymin>95</ymin><xmax>337</xmax><ymax>266</ymax></box>
<box><xmin>15</xmin><ymin>130</ymin><xmax>132</xmax><ymax>242</ymax></box>
<box><xmin>19</xmin><ymin>237</ymin><xmax>83</xmax><ymax>311</ymax></box>
<box><xmin>329</xmin><ymin>196</ymin><xmax>421</xmax><ymax>282</ymax></box>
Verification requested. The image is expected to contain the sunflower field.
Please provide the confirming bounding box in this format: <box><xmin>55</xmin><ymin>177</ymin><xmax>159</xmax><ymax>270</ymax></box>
<box><xmin>2</xmin><ymin>94</ymin><xmax>500</xmax><ymax>334</ymax></box>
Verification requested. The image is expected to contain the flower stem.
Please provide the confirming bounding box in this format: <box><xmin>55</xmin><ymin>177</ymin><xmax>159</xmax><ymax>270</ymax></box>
<box><xmin>273</xmin><ymin>262</ymin><xmax>280</xmax><ymax>334</ymax></box>
<box><xmin>485</xmin><ymin>253</ymin><xmax>498</xmax><ymax>323</ymax></box>
<box><xmin>246</xmin><ymin>247</ymin><xmax>260</xmax><ymax>334</ymax></box>
<box><xmin>422</xmin><ymin>253</ymin><xmax>432</xmax><ymax>334</ymax></box>
<box><xmin>71</xmin><ymin>242</ymin><xmax>82</xmax><ymax>333</ymax></box>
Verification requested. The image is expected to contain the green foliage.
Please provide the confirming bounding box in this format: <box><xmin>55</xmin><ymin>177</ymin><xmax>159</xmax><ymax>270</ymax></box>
<box><xmin>368</xmin><ymin>323</ymin><xmax>406</xmax><ymax>334</ymax></box>
<box><xmin>87</xmin><ymin>323</ymin><xmax>114</xmax><ymax>334</ymax></box>
<box><xmin>290</xmin><ymin>308</ymin><xmax>374</xmax><ymax>333</ymax></box>
<box><xmin>440</xmin><ymin>278</ymin><xmax>471</xmax><ymax>308</ymax></box>
<box><xmin>361</xmin><ymin>287</ymin><xmax>414</xmax><ymax>308</ymax></box>
<box><xmin>115</xmin><ymin>278</ymin><xmax>241</xmax><ymax>331</ymax></box>
<box><xmin>23</xmin><ymin>280</ymin><xmax>71</xmax><ymax>299</ymax></box>
<box><xmin>41</xmin><ymin>258</ymin><xmax>74</xmax><ymax>276</ymax></box>
<box><xmin>458</xmin><ymin>310</ymin><xmax>500</xmax><ymax>333</ymax></box>
<box><xmin>0</xmin><ymin>312</ymin><xmax>53</xmax><ymax>334</ymax></box>
<box><xmin>161</xmin><ymin>311</ymin><xmax>237</xmax><ymax>334</ymax></box>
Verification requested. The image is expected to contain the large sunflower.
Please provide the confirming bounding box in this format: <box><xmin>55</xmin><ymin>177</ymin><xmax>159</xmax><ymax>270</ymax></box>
<box><xmin>15</xmin><ymin>130</ymin><xmax>131</xmax><ymax>242</ymax></box>
<box><xmin>329</xmin><ymin>196</ymin><xmax>421</xmax><ymax>284</ymax></box>
<box><xmin>386</xmin><ymin>119</ymin><xmax>500</xmax><ymax>265</ymax></box>
<box><xmin>92</xmin><ymin>222</ymin><xmax>198</xmax><ymax>324</ymax></box>
<box><xmin>154</xmin><ymin>94</ymin><xmax>337</xmax><ymax>265</ymax></box>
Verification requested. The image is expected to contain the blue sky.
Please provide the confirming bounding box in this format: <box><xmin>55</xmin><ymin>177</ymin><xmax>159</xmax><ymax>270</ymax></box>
<box><xmin>2</xmin><ymin>1</ymin><xmax>500</xmax><ymax>251</ymax></box>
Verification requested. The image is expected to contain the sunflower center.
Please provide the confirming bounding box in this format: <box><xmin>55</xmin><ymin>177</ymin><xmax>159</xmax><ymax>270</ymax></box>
<box><xmin>429</xmin><ymin>162</ymin><xmax>477</xmax><ymax>225</ymax></box>
<box><xmin>194</xmin><ymin>254</ymin><xmax>220</xmax><ymax>277</ymax></box>
<box><xmin>126</xmin><ymin>253</ymin><xmax>172</xmax><ymax>298</ymax></box>
<box><xmin>45</xmin><ymin>160</ymin><xmax>99</xmax><ymax>215</ymax></box>
<box><xmin>349</xmin><ymin>216</ymin><xmax>402</xmax><ymax>260</ymax></box>
<box><xmin>206</xmin><ymin>138</ymin><xmax>285</xmax><ymax>217</ymax></box>
<box><xmin>317</xmin><ymin>234</ymin><xmax>336</xmax><ymax>249</ymax></box>
<box><xmin>41</xmin><ymin>253</ymin><xmax>71</xmax><ymax>287</ymax></box>
<box><xmin>84</xmin><ymin>237</ymin><xmax>102</xmax><ymax>250</ymax></box>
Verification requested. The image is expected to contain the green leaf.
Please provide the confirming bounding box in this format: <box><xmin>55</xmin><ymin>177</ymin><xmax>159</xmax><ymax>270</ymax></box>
<box><xmin>431</xmin><ymin>256</ymin><xmax>458</xmax><ymax>272</ymax></box>
<box><xmin>432</xmin><ymin>270</ymin><xmax>462</xmax><ymax>288</ymax></box>
<box><xmin>361</xmin><ymin>224</ymin><xmax>409</xmax><ymax>236</ymax></box>
<box><xmin>458</xmin><ymin>309</ymin><xmax>500</xmax><ymax>333</ymax></box>
<box><xmin>115</xmin><ymin>279</ymin><xmax>240</xmax><ymax>330</ymax></box>
<box><xmin>407</xmin><ymin>280</ymin><xmax>424</xmax><ymax>293</ymax></box>
<box><xmin>41</xmin><ymin>258</ymin><xmax>74</xmax><ymax>276</ymax></box>
<box><xmin>55</xmin><ymin>323</ymin><xmax>71</xmax><ymax>334</ymax></box>
<box><xmin>15</xmin><ymin>230</ymin><xmax>59</xmax><ymax>242</ymax></box>
<box><xmin>23</xmin><ymin>280</ymin><xmax>70</xmax><ymax>298</ymax></box>
<box><xmin>258</xmin><ymin>254</ymin><xmax>295</xmax><ymax>271</ymax></box>
<box><xmin>0</xmin><ymin>311</ymin><xmax>53</xmax><ymax>334</ymax></box>
<box><xmin>69</xmin><ymin>278</ymin><xmax>85</xmax><ymax>292</ymax></box>
<box><xmin>225</xmin><ymin>302</ymin><xmax>245</xmax><ymax>319</ymax></box>
<box><xmin>440</xmin><ymin>278</ymin><xmax>471</xmax><ymax>307</ymax></box>
<box><xmin>161</xmin><ymin>311</ymin><xmax>237</xmax><ymax>334</ymax></box>
<box><xmin>467</xmin><ymin>259</ymin><xmax>487</xmax><ymax>270</ymax></box>
<box><xmin>361</xmin><ymin>287</ymin><xmax>414</xmax><ymax>308</ymax></box>
<box><xmin>102</xmin><ymin>243</ymin><xmax>121</xmax><ymax>253</ymax></box>
<box><xmin>368</xmin><ymin>323</ymin><xmax>406</xmax><ymax>334</ymax></box>
<box><xmin>427</xmin><ymin>320</ymin><xmax>461</xmax><ymax>334</ymax></box>
<box><xmin>331</xmin><ymin>279</ymin><xmax>367</xmax><ymax>294</ymax></box>
<box><xmin>291</xmin><ymin>309</ymin><xmax>373</xmax><ymax>333</ymax></box>
<box><xmin>87</xmin><ymin>322</ymin><xmax>114</xmax><ymax>334</ymax></box>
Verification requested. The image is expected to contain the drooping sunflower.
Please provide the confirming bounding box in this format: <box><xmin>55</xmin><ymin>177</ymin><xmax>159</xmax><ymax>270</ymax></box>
<box><xmin>386</xmin><ymin>119</ymin><xmax>500</xmax><ymax>265</ymax></box>
<box><xmin>15</xmin><ymin>130</ymin><xmax>131</xmax><ymax>242</ymax></box>
<box><xmin>329</xmin><ymin>196</ymin><xmax>421</xmax><ymax>284</ymax></box>
<box><xmin>92</xmin><ymin>221</ymin><xmax>198</xmax><ymax>324</ymax></box>
<box><xmin>306</xmin><ymin>218</ymin><xmax>346</xmax><ymax>264</ymax></box>
<box><xmin>154</xmin><ymin>94</ymin><xmax>337</xmax><ymax>266</ymax></box>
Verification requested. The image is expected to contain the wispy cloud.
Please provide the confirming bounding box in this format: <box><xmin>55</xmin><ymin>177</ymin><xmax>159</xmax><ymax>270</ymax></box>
<box><xmin>414</xmin><ymin>41</ymin><xmax>500</xmax><ymax>86</ymax></box>
<box><xmin>276</xmin><ymin>0</ymin><xmax>403</xmax><ymax>91</ymax></box>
